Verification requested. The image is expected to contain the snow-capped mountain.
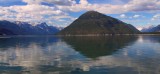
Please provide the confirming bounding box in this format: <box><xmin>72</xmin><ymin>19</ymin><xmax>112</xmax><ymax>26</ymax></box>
<box><xmin>141</xmin><ymin>25</ymin><xmax>160</xmax><ymax>32</ymax></box>
<box><xmin>0</xmin><ymin>20</ymin><xmax>60</xmax><ymax>35</ymax></box>
<box><xmin>141</xmin><ymin>25</ymin><xmax>155</xmax><ymax>32</ymax></box>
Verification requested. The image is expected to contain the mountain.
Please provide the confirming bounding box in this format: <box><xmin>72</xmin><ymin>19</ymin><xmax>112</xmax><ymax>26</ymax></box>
<box><xmin>58</xmin><ymin>11</ymin><xmax>140</xmax><ymax>35</ymax></box>
<box><xmin>0</xmin><ymin>28</ymin><xmax>15</xmax><ymax>35</ymax></box>
<box><xmin>141</xmin><ymin>25</ymin><xmax>160</xmax><ymax>32</ymax></box>
<box><xmin>0</xmin><ymin>20</ymin><xmax>59</xmax><ymax>35</ymax></box>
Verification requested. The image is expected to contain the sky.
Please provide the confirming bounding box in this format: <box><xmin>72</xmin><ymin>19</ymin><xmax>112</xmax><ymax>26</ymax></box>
<box><xmin>0</xmin><ymin>0</ymin><xmax>160</xmax><ymax>30</ymax></box>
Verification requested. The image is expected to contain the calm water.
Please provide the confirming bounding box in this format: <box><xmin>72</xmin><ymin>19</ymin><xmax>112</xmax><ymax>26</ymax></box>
<box><xmin>0</xmin><ymin>35</ymin><xmax>160</xmax><ymax>74</ymax></box>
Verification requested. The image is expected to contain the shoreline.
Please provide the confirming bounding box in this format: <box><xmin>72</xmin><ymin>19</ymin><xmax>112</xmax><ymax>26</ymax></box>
<box><xmin>0</xmin><ymin>34</ymin><xmax>160</xmax><ymax>37</ymax></box>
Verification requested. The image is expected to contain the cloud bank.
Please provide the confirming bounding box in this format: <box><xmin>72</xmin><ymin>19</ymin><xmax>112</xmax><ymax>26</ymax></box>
<box><xmin>0</xmin><ymin>0</ymin><xmax>160</xmax><ymax>27</ymax></box>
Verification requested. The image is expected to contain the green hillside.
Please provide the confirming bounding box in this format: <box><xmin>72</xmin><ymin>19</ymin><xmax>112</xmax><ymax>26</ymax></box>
<box><xmin>58</xmin><ymin>11</ymin><xmax>140</xmax><ymax>35</ymax></box>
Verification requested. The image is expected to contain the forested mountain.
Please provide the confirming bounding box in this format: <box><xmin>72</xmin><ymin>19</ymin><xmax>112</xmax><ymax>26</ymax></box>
<box><xmin>58</xmin><ymin>11</ymin><xmax>140</xmax><ymax>35</ymax></box>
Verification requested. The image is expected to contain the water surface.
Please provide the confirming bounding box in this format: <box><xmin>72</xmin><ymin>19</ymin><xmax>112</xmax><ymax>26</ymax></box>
<box><xmin>0</xmin><ymin>35</ymin><xmax>160</xmax><ymax>74</ymax></box>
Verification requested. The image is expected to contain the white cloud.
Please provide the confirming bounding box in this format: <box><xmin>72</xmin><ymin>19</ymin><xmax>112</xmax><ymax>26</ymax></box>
<box><xmin>0</xmin><ymin>8</ymin><xmax>11</xmax><ymax>15</ymax></box>
<box><xmin>57</xmin><ymin>1</ymin><xmax>125</xmax><ymax>14</ymax></box>
<box><xmin>49</xmin><ymin>15</ymin><xmax>76</xmax><ymax>21</ymax></box>
<box><xmin>0</xmin><ymin>4</ymin><xmax>69</xmax><ymax>26</ymax></box>
<box><xmin>11</xmin><ymin>4</ymin><xmax>64</xmax><ymax>15</ymax></box>
<box><xmin>22</xmin><ymin>0</ymin><xmax>42</xmax><ymax>4</ymax></box>
<box><xmin>47</xmin><ymin>0</ymin><xmax>76</xmax><ymax>6</ymax></box>
<box><xmin>0</xmin><ymin>0</ymin><xmax>160</xmax><ymax>27</ymax></box>
<box><xmin>57</xmin><ymin>0</ymin><xmax>160</xmax><ymax>14</ymax></box>
<box><xmin>120</xmin><ymin>14</ymin><xmax>127</xmax><ymax>18</ymax></box>
<box><xmin>124</xmin><ymin>0</ymin><xmax>160</xmax><ymax>12</ymax></box>
<box><xmin>152</xmin><ymin>14</ymin><xmax>160</xmax><ymax>20</ymax></box>
<box><xmin>22</xmin><ymin>0</ymin><xmax>76</xmax><ymax>6</ymax></box>
<box><xmin>133</xmin><ymin>15</ymin><xmax>140</xmax><ymax>18</ymax></box>
<box><xmin>119</xmin><ymin>14</ymin><xmax>144</xmax><ymax>19</ymax></box>
<box><xmin>0</xmin><ymin>0</ymin><xmax>77</xmax><ymax>26</ymax></box>
<box><xmin>132</xmin><ymin>14</ymin><xmax>144</xmax><ymax>18</ymax></box>
<box><xmin>80</xmin><ymin>0</ymin><xmax>89</xmax><ymax>5</ymax></box>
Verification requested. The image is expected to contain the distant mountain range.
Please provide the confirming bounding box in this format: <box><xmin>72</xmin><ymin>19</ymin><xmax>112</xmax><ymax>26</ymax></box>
<box><xmin>58</xmin><ymin>11</ymin><xmax>140</xmax><ymax>35</ymax></box>
<box><xmin>0</xmin><ymin>11</ymin><xmax>141</xmax><ymax>36</ymax></box>
<box><xmin>0</xmin><ymin>20</ymin><xmax>60</xmax><ymax>35</ymax></box>
<box><xmin>141</xmin><ymin>25</ymin><xmax>160</xmax><ymax>32</ymax></box>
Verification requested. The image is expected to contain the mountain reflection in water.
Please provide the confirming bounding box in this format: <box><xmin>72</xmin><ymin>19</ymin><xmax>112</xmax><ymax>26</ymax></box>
<box><xmin>0</xmin><ymin>35</ymin><xmax>160</xmax><ymax>74</ymax></box>
<box><xmin>62</xmin><ymin>36</ymin><xmax>138</xmax><ymax>58</ymax></box>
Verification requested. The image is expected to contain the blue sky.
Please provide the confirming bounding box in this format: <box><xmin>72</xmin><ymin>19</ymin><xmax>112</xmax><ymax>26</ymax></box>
<box><xmin>0</xmin><ymin>0</ymin><xmax>160</xmax><ymax>30</ymax></box>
